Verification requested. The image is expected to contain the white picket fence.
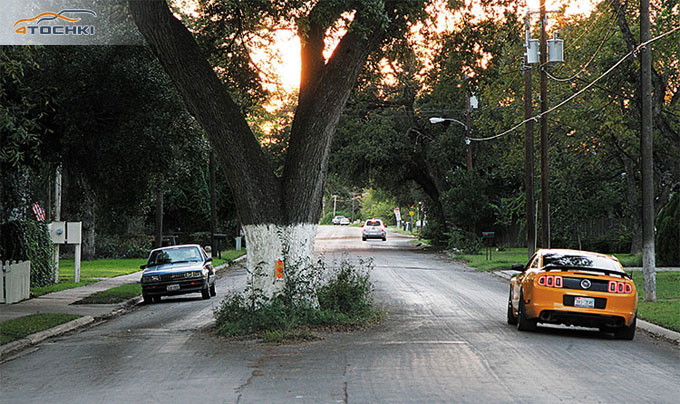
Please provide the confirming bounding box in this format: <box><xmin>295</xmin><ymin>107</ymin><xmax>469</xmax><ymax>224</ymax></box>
<box><xmin>1</xmin><ymin>260</ymin><xmax>31</xmax><ymax>304</ymax></box>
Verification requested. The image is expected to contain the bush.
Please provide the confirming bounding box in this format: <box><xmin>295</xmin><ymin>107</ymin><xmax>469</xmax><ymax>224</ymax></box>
<box><xmin>213</xmin><ymin>257</ymin><xmax>378</xmax><ymax>340</ymax></box>
<box><xmin>95</xmin><ymin>234</ymin><xmax>153</xmax><ymax>258</ymax></box>
<box><xmin>446</xmin><ymin>227</ymin><xmax>482</xmax><ymax>254</ymax></box>
<box><xmin>656</xmin><ymin>193</ymin><xmax>679</xmax><ymax>266</ymax></box>
<box><xmin>0</xmin><ymin>219</ymin><xmax>54</xmax><ymax>287</ymax></box>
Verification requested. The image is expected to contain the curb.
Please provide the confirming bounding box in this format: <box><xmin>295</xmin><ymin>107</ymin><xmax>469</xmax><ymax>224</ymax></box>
<box><xmin>489</xmin><ymin>270</ymin><xmax>680</xmax><ymax>345</ymax></box>
<box><xmin>0</xmin><ymin>254</ymin><xmax>249</xmax><ymax>361</ymax></box>
<box><xmin>1</xmin><ymin>316</ymin><xmax>94</xmax><ymax>361</ymax></box>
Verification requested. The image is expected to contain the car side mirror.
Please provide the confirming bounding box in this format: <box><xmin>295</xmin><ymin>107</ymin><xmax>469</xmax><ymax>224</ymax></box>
<box><xmin>206</xmin><ymin>257</ymin><xmax>213</xmax><ymax>263</ymax></box>
<box><xmin>140</xmin><ymin>264</ymin><xmax>146</xmax><ymax>269</ymax></box>
<box><xmin>511</xmin><ymin>264</ymin><xmax>524</xmax><ymax>272</ymax></box>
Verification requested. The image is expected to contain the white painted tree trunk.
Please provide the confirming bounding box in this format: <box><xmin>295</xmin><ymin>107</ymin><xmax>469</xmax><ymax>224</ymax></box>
<box><xmin>243</xmin><ymin>223</ymin><xmax>318</xmax><ymax>301</ymax></box>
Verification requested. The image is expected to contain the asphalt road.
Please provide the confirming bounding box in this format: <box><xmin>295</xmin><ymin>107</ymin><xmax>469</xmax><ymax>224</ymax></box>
<box><xmin>2</xmin><ymin>225</ymin><xmax>679</xmax><ymax>403</ymax></box>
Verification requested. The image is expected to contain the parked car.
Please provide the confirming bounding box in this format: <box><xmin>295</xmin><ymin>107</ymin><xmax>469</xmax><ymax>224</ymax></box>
<box><xmin>507</xmin><ymin>249</ymin><xmax>637</xmax><ymax>339</ymax></box>
<box><xmin>332</xmin><ymin>215</ymin><xmax>349</xmax><ymax>225</ymax></box>
<box><xmin>140</xmin><ymin>244</ymin><xmax>216</xmax><ymax>303</ymax></box>
<box><xmin>362</xmin><ymin>219</ymin><xmax>386</xmax><ymax>241</ymax></box>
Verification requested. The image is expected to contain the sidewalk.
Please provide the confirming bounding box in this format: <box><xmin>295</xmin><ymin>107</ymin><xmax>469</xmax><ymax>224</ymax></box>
<box><xmin>492</xmin><ymin>269</ymin><xmax>680</xmax><ymax>345</ymax></box>
<box><xmin>1</xmin><ymin>256</ymin><xmax>245</xmax><ymax>360</ymax></box>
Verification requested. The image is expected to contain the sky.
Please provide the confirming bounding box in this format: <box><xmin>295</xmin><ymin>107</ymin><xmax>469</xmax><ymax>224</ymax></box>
<box><xmin>257</xmin><ymin>0</ymin><xmax>599</xmax><ymax>92</ymax></box>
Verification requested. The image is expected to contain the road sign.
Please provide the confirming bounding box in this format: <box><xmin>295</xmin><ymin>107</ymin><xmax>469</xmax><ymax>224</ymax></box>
<box><xmin>394</xmin><ymin>208</ymin><xmax>401</xmax><ymax>222</ymax></box>
<box><xmin>409</xmin><ymin>211</ymin><xmax>414</xmax><ymax>216</ymax></box>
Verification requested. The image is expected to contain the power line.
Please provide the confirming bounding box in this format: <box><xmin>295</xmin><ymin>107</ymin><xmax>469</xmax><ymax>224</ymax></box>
<box><xmin>467</xmin><ymin>24</ymin><xmax>680</xmax><ymax>142</ymax></box>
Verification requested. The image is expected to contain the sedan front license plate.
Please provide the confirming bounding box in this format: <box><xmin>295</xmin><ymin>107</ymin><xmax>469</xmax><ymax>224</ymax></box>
<box><xmin>574</xmin><ymin>296</ymin><xmax>595</xmax><ymax>308</ymax></box>
<box><xmin>167</xmin><ymin>284</ymin><xmax>180</xmax><ymax>291</ymax></box>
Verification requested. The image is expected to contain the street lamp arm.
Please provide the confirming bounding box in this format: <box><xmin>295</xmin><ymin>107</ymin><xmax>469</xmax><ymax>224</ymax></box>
<box><xmin>429</xmin><ymin>117</ymin><xmax>468</xmax><ymax>130</ymax></box>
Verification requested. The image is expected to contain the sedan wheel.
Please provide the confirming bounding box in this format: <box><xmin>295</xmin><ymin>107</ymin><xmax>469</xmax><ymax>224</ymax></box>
<box><xmin>516</xmin><ymin>290</ymin><xmax>537</xmax><ymax>332</ymax></box>
<box><xmin>613</xmin><ymin>315</ymin><xmax>636</xmax><ymax>340</ymax></box>
<box><xmin>507</xmin><ymin>288</ymin><xmax>518</xmax><ymax>325</ymax></box>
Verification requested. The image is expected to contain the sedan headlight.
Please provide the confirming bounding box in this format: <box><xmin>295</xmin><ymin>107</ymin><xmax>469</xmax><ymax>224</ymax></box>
<box><xmin>184</xmin><ymin>271</ymin><xmax>203</xmax><ymax>278</ymax></box>
<box><xmin>143</xmin><ymin>275</ymin><xmax>161</xmax><ymax>283</ymax></box>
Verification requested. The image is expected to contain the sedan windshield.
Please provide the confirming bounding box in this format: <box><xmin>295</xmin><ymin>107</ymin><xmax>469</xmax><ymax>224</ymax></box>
<box><xmin>147</xmin><ymin>246</ymin><xmax>202</xmax><ymax>266</ymax></box>
<box><xmin>366</xmin><ymin>221</ymin><xmax>382</xmax><ymax>226</ymax></box>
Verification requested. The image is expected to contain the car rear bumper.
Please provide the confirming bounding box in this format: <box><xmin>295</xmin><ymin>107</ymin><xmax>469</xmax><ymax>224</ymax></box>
<box><xmin>526</xmin><ymin>288</ymin><xmax>637</xmax><ymax>327</ymax></box>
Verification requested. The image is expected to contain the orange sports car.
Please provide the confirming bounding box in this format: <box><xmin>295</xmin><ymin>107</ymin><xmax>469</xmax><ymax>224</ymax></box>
<box><xmin>507</xmin><ymin>249</ymin><xmax>637</xmax><ymax>339</ymax></box>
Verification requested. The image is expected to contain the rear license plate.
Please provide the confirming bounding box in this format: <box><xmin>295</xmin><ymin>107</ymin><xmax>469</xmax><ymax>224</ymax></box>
<box><xmin>574</xmin><ymin>296</ymin><xmax>595</xmax><ymax>308</ymax></box>
<box><xmin>167</xmin><ymin>284</ymin><xmax>180</xmax><ymax>291</ymax></box>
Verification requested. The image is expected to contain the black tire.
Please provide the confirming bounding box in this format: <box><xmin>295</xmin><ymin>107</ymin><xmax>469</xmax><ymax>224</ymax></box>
<box><xmin>210</xmin><ymin>283</ymin><xmax>217</xmax><ymax>297</ymax></box>
<box><xmin>152</xmin><ymin>295</ymin><xmax>162</xmax><ymax>303</ymax></box>
<box><xmin>516</xmin><ymin>290</ymin><xmax>537</xmax><ymax>331</ymax></box>
<box><xmin>507</xmin><ymin>288</ymin><xmax>518</xmax><ymax>325</ymax></box>
<box><xmin>614</xmin><ymin>315</ymin><xmax>636</xmax><ymax>340</ymax></box>
<box><xmin>143</xmin><ymin>294</ymin><xmax>152</xmax><ymax>304</ymax></box>
<box><xmin>382</xmin><ymin>236</ymin><xmax>387</xmax><ymax>241</ymax></box>
<box><xmin>362</xmin><ymin>237</ymin><xmax>367</xmax><ymax>241</ymax></box>
<box><xmin>201</xmin><ymin>286</ymin><xmax>210</xmax><ymax>300</ymax></box>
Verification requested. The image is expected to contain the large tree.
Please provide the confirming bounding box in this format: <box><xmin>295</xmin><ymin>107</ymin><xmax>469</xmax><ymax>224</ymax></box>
<box><xmin>128</xmin><ymin>0</ymin><xmax>427</xmax><ymax>300</ymax></box>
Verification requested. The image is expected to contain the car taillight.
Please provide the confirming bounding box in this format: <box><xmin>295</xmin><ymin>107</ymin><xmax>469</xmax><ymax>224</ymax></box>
<box><xmin>608</xmin><ymin>280</ymin><xmax>632</xmax><ymax>294</ymax></box>
<box><xmin>538</xmin><ymin>275</ymin><xmax>562</xmax><ymax>288</ymax></box>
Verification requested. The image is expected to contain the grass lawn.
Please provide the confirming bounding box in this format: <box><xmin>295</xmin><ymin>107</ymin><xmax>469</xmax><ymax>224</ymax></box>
<box><xmin>31</xmin><ymin>279</ymin><xmax>100</xmax><ymax>297</ymax></box>
<box><xmin>212</xmin><ymin>249</ymin><xmax>246</xmax><ymax>267</ymax></box>
<box><xmin>454</xmin><ymin>248</ymin><xmax>531</xmax><ymax>271</ymax></box>
<box><xmin>0</xmin><ymin>313</ymin><xmax>81</xmax><ymax>345</ymax></box>
<box><xmin>631</xmin><ymin>271</ymin><xmax>680</xmax><ymax>333</ymax></box>
<box><xmin>456</xmin><ymin>248</ymin><xmax>645</xmax><ymax>271</ymax></box>
<box><xmin>58</xmin><ymin>258</ymin><xmax>146</xmax><ymax>281</ymax></box>
<box><xmin>75</xmin><ymin>283</ymin><xmax>142</xmax><ymax>304</ymax></box>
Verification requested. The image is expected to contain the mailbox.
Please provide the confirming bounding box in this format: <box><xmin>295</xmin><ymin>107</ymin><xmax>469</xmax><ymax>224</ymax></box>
<box><xmin>67</xmin><ymin>221</ymin><xmax>82</xmax><ymax>244</ymax></box>
<box><xmin>49</xmin><ymin>221</ymin><xmax>66</xmax><ymax>244</ymax></box>
<box><xmin>482</xmin><ymin>232</ymin><xmax>495</xmax><ymax>240</ymax></box>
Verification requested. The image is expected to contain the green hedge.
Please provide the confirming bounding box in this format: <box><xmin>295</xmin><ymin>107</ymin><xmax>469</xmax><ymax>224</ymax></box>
<box><xmin>656</xmin><ymin>193</ymin><xmax>679</xmax><ymax>266</ymax></box>
<box><xmin>0</xmin><ymin>218</ymin><xmax>55</xmax><ymax>287</ymax></box>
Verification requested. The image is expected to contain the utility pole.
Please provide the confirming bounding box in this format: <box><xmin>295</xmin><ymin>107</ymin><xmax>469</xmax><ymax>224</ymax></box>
<box><xmin>210</xmin><ymin>151</ymin><xmax>217</xmax><ymax>256</ymax></box>
<box><xmin>465</xmin><ymin>96</ymin><xmax>472</xmax><ymax>171</ymax></box>
<box><xmin>333</xmin><ymin>195</ymin><xmax>337</xmax><ymax>217</ymax></box>
<box><xmin>351</xmin><ymin>193</ymin><xmax>356</xmax><ymax>223</ymax></box>
<box><xmin>640</xmin><ymin>0</ymin><xmax>656</xmax><ymax>301</ymax></box>
<box><xmin>53</xmin><ymin>165</ymin><xmax>62</xmax><ymax>283</ymax></box>
<box><xmin>539</xmin><ymin>0</ymin><xmax>550</xmax><ymax>249</ymax></box>
<box><xmin>524</xmin><ymin>14</ymin><xmax>536</xmax><ymax>259</ymax></box>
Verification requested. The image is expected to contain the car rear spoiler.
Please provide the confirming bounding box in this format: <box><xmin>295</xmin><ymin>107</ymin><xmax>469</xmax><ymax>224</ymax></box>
<box><xmin>543</xmin><ymin>264</ymin><xmax>631</xmax><ymax>279</ymax></box>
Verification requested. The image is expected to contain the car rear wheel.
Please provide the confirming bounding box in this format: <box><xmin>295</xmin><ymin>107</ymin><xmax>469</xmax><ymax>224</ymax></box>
<box><xmin>210</xmin><ymin>283</ymin><xmax>217</xmax><ymax>297</ymax></box>
<box><xmin>362</xmin><ymin>236</ymin><xmax>367</xmax><ymax>241</ymax></box>
<box><xmin>382</xmin><ymin>236</ymin><xmax>386</xmax><ymax>241</ymax></box>
<box><xmin>516</xmin><ymin>290</ymin><xmax>537</xmax><ymax>332</ymax></box>
<box><xmin>613</xmin><ymin>315</ymin><xmax>636</xmax><ymax>340</ymax></box>
<box><xmin>507</xmin><ymin>288</ymin><xmax>518</xmax><ymax>325</ymax></box>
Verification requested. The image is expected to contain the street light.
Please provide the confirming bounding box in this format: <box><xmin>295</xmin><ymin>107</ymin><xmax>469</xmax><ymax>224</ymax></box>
<box><xmin>429</xmin><ymin>116</ymin><xmax>472</xmax><ymax>171</ymax></box>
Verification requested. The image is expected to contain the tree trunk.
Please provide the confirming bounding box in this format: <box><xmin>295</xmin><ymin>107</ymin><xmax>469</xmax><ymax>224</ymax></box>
<box><xmin>129</xmin><ymin>0</ymin><xmax>386</xmax><ymax>300</ymax></box>
<box><xmin>80</xmin><ymin>189</ymin><xmax>96</xmax><ymax>260</ymax></box>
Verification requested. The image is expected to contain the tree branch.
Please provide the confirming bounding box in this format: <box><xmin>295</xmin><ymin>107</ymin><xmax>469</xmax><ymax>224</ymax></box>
<box><xmin>128</xmin><ymin>0</ymin><xmax>281</xmax><ymax>224</ymax></box>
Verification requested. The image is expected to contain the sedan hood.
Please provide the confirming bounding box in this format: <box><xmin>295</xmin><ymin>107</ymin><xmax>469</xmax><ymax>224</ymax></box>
<box><xmin>143</xmin><ymin>261</ymin><xmax>204</xmax><ymax>275</ymax></box>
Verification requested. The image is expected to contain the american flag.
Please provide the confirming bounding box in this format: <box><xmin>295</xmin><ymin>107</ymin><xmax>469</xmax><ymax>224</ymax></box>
<box><xmin>32</xmin><ymin>202</ymin><xmax>46</xmax><ymax>221</ymax></box>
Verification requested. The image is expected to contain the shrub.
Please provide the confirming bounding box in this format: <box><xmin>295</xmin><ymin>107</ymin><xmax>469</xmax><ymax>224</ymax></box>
<box><xmin>0</xmin><ymin>219</ymin><xmax>54</xmax><ymax>287</ymax></box>
<box><xmin>656</xmin><ymin>193</ymin><xmax>679</xmax><ymax>266</ymax></box>
<box><xmin>446</xmin><ymin>227</ymin><xmax>482</xmax><ymax>254</ymax></box>
<box><xmin>213</xmin><ymin>256</ymin><xmax>378</xmax><ymax>339</ymax></box>
<box><xmin>95</xmin><ymin>234</ymin><xmax>153</xmax><ymax>258</ymax></box>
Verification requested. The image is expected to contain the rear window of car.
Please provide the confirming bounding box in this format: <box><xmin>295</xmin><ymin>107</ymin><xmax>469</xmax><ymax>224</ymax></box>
<box><xmin>366</xmin><ymin>220</ymin><xmax>382</xmax><ymax>226</ymax></box>
<box><xmin>542</xmin><ymin>253</ymin><xmax>622</xmax><ymax>272</ymax></box>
